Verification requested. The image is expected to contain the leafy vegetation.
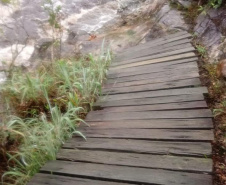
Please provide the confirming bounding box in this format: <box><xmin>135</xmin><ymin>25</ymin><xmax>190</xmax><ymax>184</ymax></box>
<box><xmin>200</xmin><ymin>61</ymin><xmax>226</xmax><ymax>185</ymax></box>
<box><xmin>0</xmin><ymin>47</ymin><xmax>112</xmax><ymax>184</ymax></box>
<box><xmin>207</xmin><ymin>0</ymin><xmax>223</xmax><ymax>8</ymax></box>
<box><xmin>196</xmin><ymin>44</ymin><xmax>207</xmax><ymax>58</ymax></box>
<box><xmin>0</xmin><ymin>0</ymin><xmax>11</xmax><ymax>4</ymax></box>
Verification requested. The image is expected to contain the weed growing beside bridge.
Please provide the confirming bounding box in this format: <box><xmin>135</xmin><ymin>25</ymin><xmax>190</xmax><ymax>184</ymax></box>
<box><xmin>0</xmin><ymin>49</ymin><xmax>112</xmax><ymax>184</ymax></box>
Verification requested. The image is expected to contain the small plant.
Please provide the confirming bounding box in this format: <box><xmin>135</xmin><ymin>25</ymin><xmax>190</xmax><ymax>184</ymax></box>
<box><xmin>208</xmin><ymin>0</ymin><xmax>223</xmax><ymax>8</ymax></box>
<box><xmin>0</xmin><ymin>0</ymin><xmax>11</xmax><ymax>4</ymax></box>
<box><xmin>204</xmin><ymin>63</ymin><xmax>225</xmax><ymax>99</ymax></box>
<box><xmin>127</xmin><ymin>30</ymin><xmax>136</xmax><ymax>36</ymax></box>
<box><xmin>43</xmin><ymin>0</ymin><xmax>63</xmax><ymax>61</ymax></box>
<box><xmin>196</xmin><ymin>44</ymin><xmax>207</xmax><ymax>58</ymax></box>
<box><xmin>213</xmin><ymin>100</ymin><xmax>226</xmax><ymax>117</ymax></box>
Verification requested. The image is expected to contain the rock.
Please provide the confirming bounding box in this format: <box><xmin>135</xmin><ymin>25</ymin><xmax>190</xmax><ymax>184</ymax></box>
<box><xmin>194</xmin><ymin>7</ymin><xmax>226</xmax><ymax>61</ymax></box>
<box><xmin>155</xmin><ymin>3</ymin><xmax>189</xmax><ymax>31</ymax></box>
<box><xmin>0</xmin><ymin>0</ymin><xmax>167</xmax><ymax>68</ymax></box>
<box><xmin>36</xmin><ymin>38</ymin><xmax>53</xmax><ymax>50</ymax></box>
<box><xmin>172</xmin><ymin>0</ymin><xmax>193</xmax><ymax>9</ymax></box>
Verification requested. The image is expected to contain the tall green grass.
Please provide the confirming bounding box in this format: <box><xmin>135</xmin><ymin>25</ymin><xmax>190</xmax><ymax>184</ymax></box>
<box><xmin>0</xmin><ymin>47</ymin><xmax>112</xmax><ymax>184</ymax></box>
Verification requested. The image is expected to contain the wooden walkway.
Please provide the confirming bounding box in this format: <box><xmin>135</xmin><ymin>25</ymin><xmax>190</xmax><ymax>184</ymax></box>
<box><xmin>29</xmin><ymin>31</ymin><xmax>214</xmax><ymax>185</ymax></box>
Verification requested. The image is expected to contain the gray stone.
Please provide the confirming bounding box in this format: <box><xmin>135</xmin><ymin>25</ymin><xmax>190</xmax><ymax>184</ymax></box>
<box><xmin>172</xmin><ymin>0</ymin><xmax>193</xmax><ymax>9</ymax></box>
<box><xmin>155</xmin><ymin>4</ymin><xmax>189</xmax><ymax>31</ymax></box>
<box><xmin>0</xmin><ymin>0</ymin><xmax>167</xmax><ymax>67</ymax></box>
<box><xmin>194</xmin><ymin>7</ymin><xmax>226</xmax><ymax>60</ymax></box>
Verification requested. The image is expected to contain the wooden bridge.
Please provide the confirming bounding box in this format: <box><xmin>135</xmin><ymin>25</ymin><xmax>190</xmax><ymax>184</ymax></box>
<box><xmin>29</xmin><ymin>31</ymin><xmax>214</xmax><ymax>185</ymax></box>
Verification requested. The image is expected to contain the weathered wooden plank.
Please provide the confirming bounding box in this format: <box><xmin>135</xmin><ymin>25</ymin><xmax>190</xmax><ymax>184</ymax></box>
<box><xmin>78</xmin><ymin>128</ymin><xmax>213</xmax><ymax>142</ymax></box>
<box><xmin>28</xmin><ymin>173</ymin><xmax>131</xmax><ymax>185</ymax></box>
<box><xmin>108</xmin><ymin>57</ymin><xmax>198</xmax><ymax>78</ymax></box>
<box><xmin>108</xmin><ymin>62</ymin><xmax>198</xmax><ymax>79</ymax></box>
<box><xmin>102</xmin><ymin>78</ymin><xmax>201</xmax><ymax>95</ymax></box>
<box><xmin>94</xmin><ymin>101</ymin><xmax>208</xmax><ymax>112</ymax></box>
<box><xmin>95</xmin><ymin>95</ymin><xmax>205</xmax><ymax>108</ymax></box>
<box><xmin>63</xmin><ymin>138</ymin><xmax>212</xmax><ymax>157</ymax></box>
<box><xmin>40</xmin><ymin>161</ymin><xmax>212</xmax><ymax>185</ymax></box>
<box><xmin>104</xmin><ymin>74</ymin><xmax>199</xmax><ymax>88</ymax></box>
<box><xmin>119</xmin><ymin>32</ymin><xmax>191</xmax><ymax>54</ymax></box>
<box><xmin>85</xmin><ymin>118</ymin><xmax>213</xmax><ymax>129</ymax></box>
<box><xmin>116</xmin><ymin>42</ymin><xmax>192</xmax><ymax>62</ymax></box>
<box><xmin>116</xmin><ymin>39</ymin><xmax>192</xmax><ymax>62</ymax></box>
<box><xmin>107</xmin><ymin>69</ymin><xmax>199</xmax><ymax>86</ymax></box>
<box><xmin>108</xmin><ymin>57</ymin><xmax>198</xmax><ymax>76</ymax></box>
<box><xmin>106</xmin><ymin>69</ymin><xmax>199</xmax><ymax>84</ymax></box>
<box><xmin>97</xmin><ymin>87</ymin><xmax>208</xmax><ymax>102</ymax></box>
<box><xmin>111</xmin><ymin>47</ymin><xmax>195</xmax><ymax>67</ymax></box>
<box><xmin>86</xmin><ymin>109</ymin><xmax>212</xmax><ymax>121</ymax></box>
<box><xmin>111</xmin><ymin>52</ymin><xmax>196</xmax><ymax>70</ymax></box>
<box><xmin>57</xmin><ymin>149</ymin><xmax>212</xmax><ymax>173</ymax></box>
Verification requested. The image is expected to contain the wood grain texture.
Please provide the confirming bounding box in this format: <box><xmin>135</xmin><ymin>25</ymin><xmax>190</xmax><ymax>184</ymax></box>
<box><xmin>118</xmin><ymin>32</ymin><xmax>191</xmax><ymax>54</ymax></box>
<box><xmin>108</xmin><ymin>57</ymin><xmax>198</xmax><ymax>75</ymax></box>
<box><xmin>102</xmin><ymin>78</ymin><xmax>201</xmax><ymax>95</ymax></box>
<box><xmin>63</xmin><ymin>138</ymin><xmax>212</xmax><ymax>157</ymax></box>
<box><xmin>111</xmin><ymin>52</ymin><xmax>196</xmax><ymax>70</ymax></box>
<box><xmin>104</xmin><ymin>75</ymin><xmax>200</xmax><ymax>88</ymax></box>
<box><xmin>85</xmin><ymin>118</ymin><xmax>213</xmax><ymax>129</ymax></box>
<box><xmin>108</xmin><ymin>61</ymin><xmax>198</xmax><ymax>79</ymax></box>
<box><xmin>40</xmin><ymin>161</ymin><xmax>212</xmax><ymax>185</ymax></box>
<box><xmin>97</xmin><ymin>87</ymin><xmax>208</xmax><ymax>102</ymax></box>
<box><xmin>28</xmin><ymin>174</ymin><xmax>131</xmax><ymax>185</ymax></box>
<box><xmin>95</xmin><ymin>94</ymin><xmax>205</xmax><ymax>108</ymax></box>
<box><xmin>94</xmin><ymin>101</ymin><xmax>208</xmax><ymax>112</ymax></box>
<box><xmin>116</xmin><ymin>41</ymin><xmax>192</xmax><ymax>62</ymax></box>
<box><xmin>112</xmin><ymin>48</ymin><xmax>196</xmax><ymax>67</ymax></box>
<box><xmin>86</xmin><ymin>109</ymin><xmax>212</xmax><ymax>121</ymax></box>
<box><xmin>79</xmin><ymin>128</ymin><xmax>213</xmax><ymax>142</ymax></box>
<box><xmin>57</xmin><ymin>149</ymin><xmax>212</xmax><ymax>173</ymax></box>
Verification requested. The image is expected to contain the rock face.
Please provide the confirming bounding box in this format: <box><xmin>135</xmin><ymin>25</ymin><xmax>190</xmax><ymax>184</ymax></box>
<box><xmin>194</xmin><ymin>6</ymin><xmax>226</xmax><ymax>62</ymax></box>
<box><xmin>2</xmin><ymin>0</ymin><xmax>224</xmax><ymax>70</ymax></box>
<box><xmin>155</xmin><ymin>3</ymin><xmax>189</xmax><ymax>31</ymax></box>
<box><xmin>0</xmin><ymin>0</ymin><xmax>167</xmax><ymax>69</ymax></box>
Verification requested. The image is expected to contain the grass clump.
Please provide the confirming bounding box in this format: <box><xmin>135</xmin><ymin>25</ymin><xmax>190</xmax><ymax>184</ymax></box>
<box><xmin>0</xmin><ymin>47</ymin><xmax>112</xmax><ymax>184</ymax></box>
<box><xmin>204</xmin><ymin>63</ymin><xmax>225</xmax><ymax>99</ymax></box>
<box><xmin>196</xmin><ymin>44</ymin><xmax>207</xmax><ymax>58</ymax></box>
<box><xmin>201</xmin><ymin>61</ymin><xmax>226</xmax><ymax>185</ymax></box>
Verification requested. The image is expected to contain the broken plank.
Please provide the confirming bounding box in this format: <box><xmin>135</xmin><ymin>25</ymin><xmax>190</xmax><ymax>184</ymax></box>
<box><xmin>40</xmin><ymin>161</ymin><xmax>212</xmax><ymax>185</ymax></box>
<box><xmin>57</xmin><ymin>149</ymin><xmax>212</xmax><ymax>173</ymax></box>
